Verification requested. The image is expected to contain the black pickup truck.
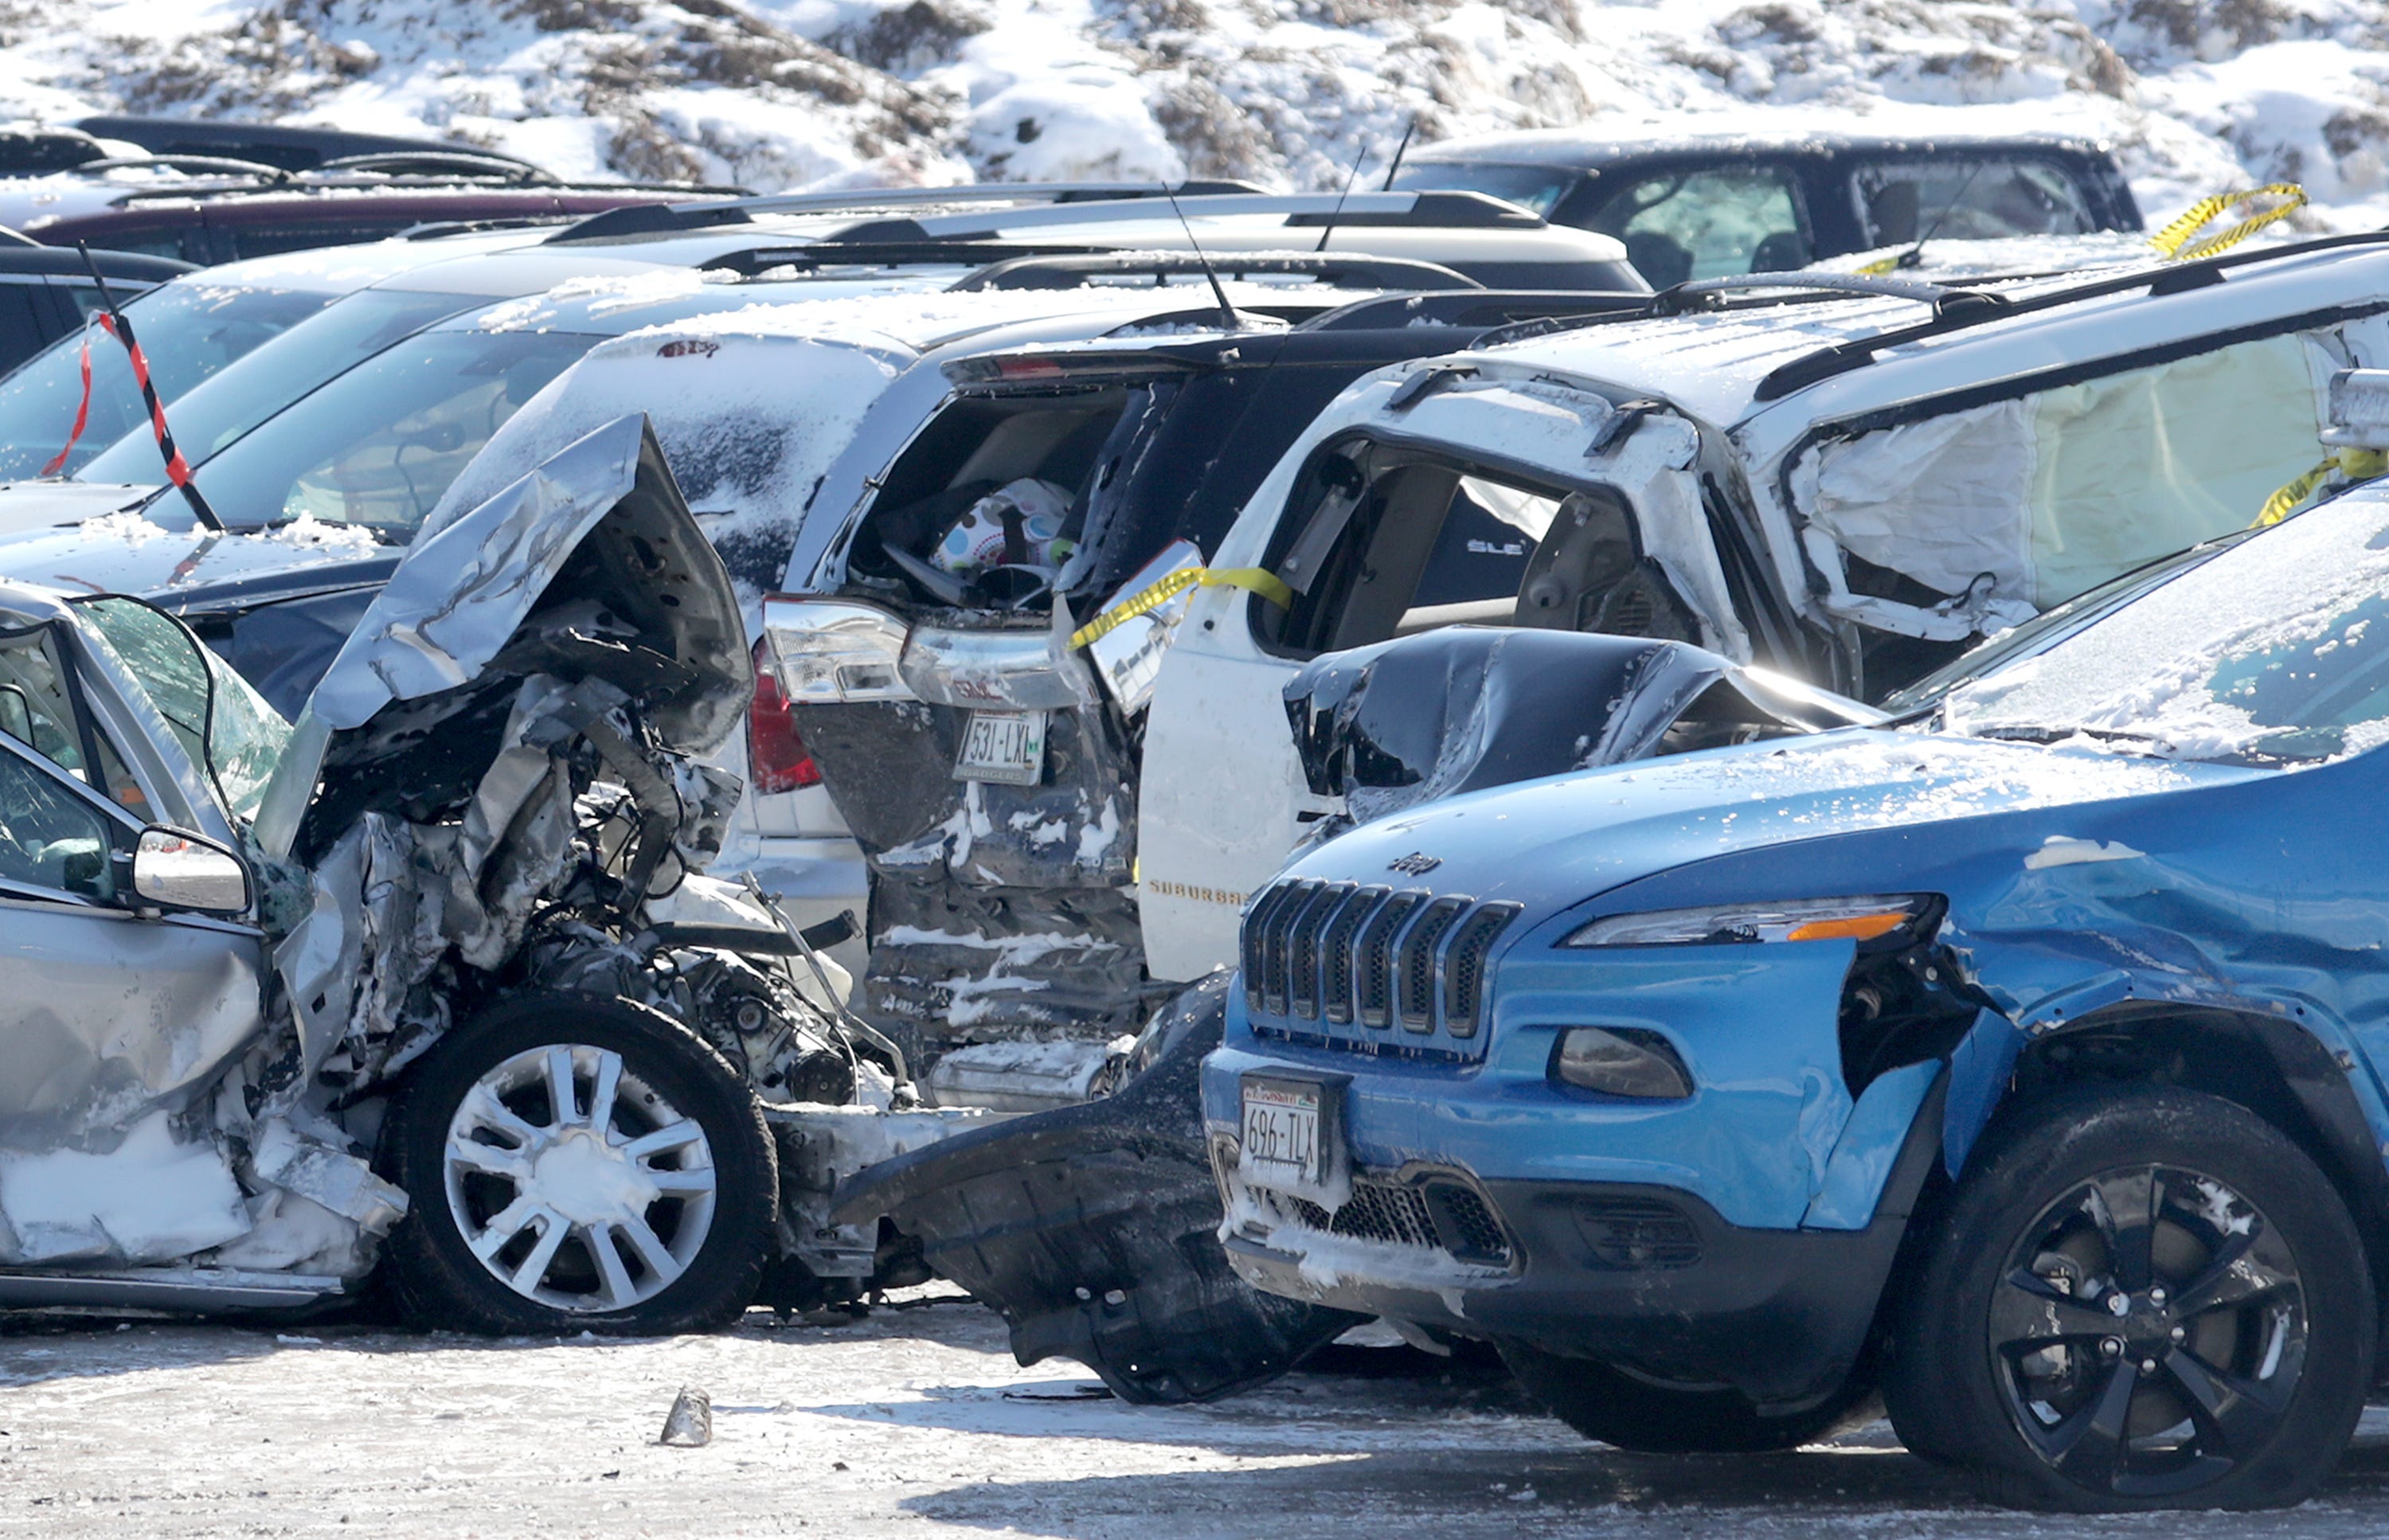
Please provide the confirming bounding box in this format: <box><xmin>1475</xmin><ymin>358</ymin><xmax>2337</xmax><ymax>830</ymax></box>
<box><xmin>1392</xmin><ymin>129</ymin><xmax>2140</xmax><ymax>285</ymax></box>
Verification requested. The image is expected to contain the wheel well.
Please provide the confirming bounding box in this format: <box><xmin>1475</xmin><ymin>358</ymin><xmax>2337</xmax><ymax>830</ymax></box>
<box><xmin>2003</xmin><ymin>1003</ymin><xmax>2389</xmax><ymax>1374</ymax></box>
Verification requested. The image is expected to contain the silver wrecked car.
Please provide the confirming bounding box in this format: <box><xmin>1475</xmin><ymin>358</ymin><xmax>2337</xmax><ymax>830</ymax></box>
<box><xmin>0</xmin><ymin>411</ymin><xmax>897</xmax><ymax>1333</ymax></box>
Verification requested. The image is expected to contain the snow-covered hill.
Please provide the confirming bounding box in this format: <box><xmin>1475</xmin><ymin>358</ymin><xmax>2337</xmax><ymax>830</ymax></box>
<box><xmin>5</xmin><ymin>0</ymin><xmax>2389</xmax><ymax>229</ymax></box>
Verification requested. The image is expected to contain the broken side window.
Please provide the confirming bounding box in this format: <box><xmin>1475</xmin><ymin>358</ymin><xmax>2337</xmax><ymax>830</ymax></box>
<box><xmin>1258</xmin><ymin>440</ymin><xmax>1699</xmax><ymax>658</ymax></box>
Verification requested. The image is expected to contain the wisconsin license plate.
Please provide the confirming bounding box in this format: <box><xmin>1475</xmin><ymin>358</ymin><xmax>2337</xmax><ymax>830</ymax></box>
<box><xmin>952</xmin><ymin>709</ymin><xmax>1046</xmax><ymax>785</ymax></box>
<box><xmin>1241</xmin><ymin>1079</ymin><xmax>1323</xmax><ymax>1189</ymax></box>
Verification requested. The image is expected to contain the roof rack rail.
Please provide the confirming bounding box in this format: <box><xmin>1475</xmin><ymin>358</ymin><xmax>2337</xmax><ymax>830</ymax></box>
<box><xmin>543</xmin><ymin>180</ymin><xmax>1270</xmax><ymax>245</ymax></box>
<box><xmin>1649</xmin><ymin>271</ymin><xmax>2009</xmax><ymax>321</ymax></box>
<box><xmin>398</xmin><ymin>214</ymin><xmax>583</xmax><ymax>241</ymax></box>
<box><xmin>1306</xmin><ymin>288</ymin><xmax>1648</xmax><ymax>332</ymax></box>
<box><xmin>80</xmin><ymin>153</ymin><xmax>290</xmax><ymax>182</ymax></box>
<box><xmin>947</xmin><ymin>250</ymin><xmax>1482</xmax><ymax>292</ymax></box>
<box><xmin>698</xmin><ymin>240</ymin><xmax>1095</xmax><ymax>275</ymax></box>
<box><xmin>315</xmin><ymin>150</ymin><xmax>558</xmax><ymax>184</ymax></box>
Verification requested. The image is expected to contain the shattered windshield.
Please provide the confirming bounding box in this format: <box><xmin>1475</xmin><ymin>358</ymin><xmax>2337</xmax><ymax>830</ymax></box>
<box><xmin>76</xmin><ymin>596</ymin><xmax>293</xmax><ymax>820</ymax></box>
<box><xmin>1941</xmin><ymin>490</ymin><xmax>2389</xmax><ymax>765</ymax></box>
<box><xmin>0</xmin><ymin>280</ymin><xmax>340</xmax><ymax>480</ymax></box>
<box><xmin>140</xmin><ymin>328</ymin><xmax>598</xmax><ymax>541</ymax></box>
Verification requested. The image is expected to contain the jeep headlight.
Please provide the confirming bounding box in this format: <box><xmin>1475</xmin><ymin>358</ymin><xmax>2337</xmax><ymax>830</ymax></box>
<box><xmin>1561</xmin><ymin>894</ymin><xmax>1933</xmax><ymax>948</ymax></box>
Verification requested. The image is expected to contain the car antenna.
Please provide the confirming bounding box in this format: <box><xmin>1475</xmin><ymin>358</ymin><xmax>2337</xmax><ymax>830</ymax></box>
<box><xmin>1378</xmin><ymin>115</ymin><xmax>1417</xmax><ymax>192</ymax></box>
<box><xmin>1894</xmin><ymin>162</ymin><xmax>1987</xmax><ymax>272</ymax></box>
<box><xmin>1163</xmin><ymin>186</ymin><xmax>1242</xmax><ymax>333</ymax></box>
<box><xmin>1315</xmin><ymin>136</ymin><xmax>1374</xmax><ymax>252</ymax></box>
<box><xmin>75</xmin><ymin>242</ymin><xmax>223</xmax><ymax>531</ymax></box>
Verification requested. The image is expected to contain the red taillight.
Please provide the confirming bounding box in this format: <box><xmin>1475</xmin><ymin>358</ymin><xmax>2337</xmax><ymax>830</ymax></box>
<box><xmin>749</xmin><ymin>640</ymin><xmax>820</xmax><ymax>792</ymax></box>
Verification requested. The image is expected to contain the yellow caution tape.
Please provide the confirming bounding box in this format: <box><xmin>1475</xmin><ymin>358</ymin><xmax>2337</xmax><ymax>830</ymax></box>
<box><xmin>2148</xmin><ymin>183</ymin><xmax>2307</xmax><ymax>262</ymax></box>
<box><xmin>1069</xmin><ymin>565</ymin><xmax>1294</xmax><ymax>649</ymax></box>
<box><xmin>2254</xmin><ymin>446</ymin><xmax>2389</xmax><ymax>527</ymax></box>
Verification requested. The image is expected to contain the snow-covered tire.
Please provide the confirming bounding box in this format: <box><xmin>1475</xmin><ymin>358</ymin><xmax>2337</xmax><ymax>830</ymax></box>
<box><xmin>1498</xmin><ymin>1342</ymin><xmax>1874</xmax><ymax>1453</ymax></box>
<box><xmin>1883</xmin><ymin>1085</ymin><xmax>2369</xmax><ymax>1511</ymax></box>
<box><xmin>379</xmin><ymin>992</ymin><xmax>775</xmax><ymax>1337</ymax></box>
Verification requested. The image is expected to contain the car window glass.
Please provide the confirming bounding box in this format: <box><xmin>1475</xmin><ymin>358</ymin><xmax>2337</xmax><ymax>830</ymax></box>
<box><xmin>75</xmin><ymin>596</ymin><xmax>291</xmax><ymax>822</ymax></box>
<box><xmin>155</xmin><ymin>328</ymin><xmax>596</xmax><ymax>541</ymax></box>
<box><xmin>0</xmin><ymin>743</ymin><xmax>115</xmax><ymax>901</ymax></box>
<box><xmin>0</xmin><ymin>279</ymin><xmax>339</xmax><ymax>479</ymax></box>
<box><xmin>1386</xmin><ymin>160</ymin><xmax>1578</xmax><ymax>217</ymax></box>
<box><xmin>0</xmin><ymin>282</ymin><xmax>53</xmax><ymax>376</ymax></box>
<box><xmin>78</xmin><ymin>287</ymin><xmax>477</xmax><ymax>483</ymax></box>
<box><xmin>1943</xmin><ymin>489</ymin><xmax>2389</xmax><ymax>764</ymax></box>
<box><xmin>0</xmin><ymin>628</ymin><xmax>144</xmax><ymax>814</ymax></box>
<box><xmin>228</xmin><ymin>223</ymin><xmax>399</xmax><ymax>262</ymax></box>
<box><xmin>1851</xmin><ymin>158</ymin><xmax>2095</xmax><ymax>246</ymax></box>
<box><xmin>1590</xmin><ymin>167</ymin><xmax>1809</xmax><ymax>287</ymax></box>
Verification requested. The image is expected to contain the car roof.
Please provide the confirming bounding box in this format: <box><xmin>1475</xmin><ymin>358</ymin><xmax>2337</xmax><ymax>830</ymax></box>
<box><xmin>1405</xmin><ymin>124</ymin><xmax>2117</xmax><ymax>170</ymax></box>
<box><xmin>1431</xmin><ymin>235</ymin><xmax>2389</xmax><ymax>433</ymax></box>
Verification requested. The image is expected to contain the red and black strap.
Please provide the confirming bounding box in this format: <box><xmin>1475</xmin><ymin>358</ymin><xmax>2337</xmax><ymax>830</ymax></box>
<box><xmin>65</xmin><ymin>244</ymin><xmax>221</xmax><ymax>529</ymax></box>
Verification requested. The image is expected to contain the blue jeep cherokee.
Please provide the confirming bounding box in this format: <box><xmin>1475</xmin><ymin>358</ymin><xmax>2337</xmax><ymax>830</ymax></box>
<box><xmin>1203</xmin><ymin>469</ymin><xmax>2389</xmax><ymax>1512</ymax></box>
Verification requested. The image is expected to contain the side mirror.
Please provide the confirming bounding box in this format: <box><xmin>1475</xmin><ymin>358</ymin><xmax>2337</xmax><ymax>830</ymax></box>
<box><xmin>131</xmin><ymin>827</ymin><xmax>252</xmax><ymax>916</ymax></box>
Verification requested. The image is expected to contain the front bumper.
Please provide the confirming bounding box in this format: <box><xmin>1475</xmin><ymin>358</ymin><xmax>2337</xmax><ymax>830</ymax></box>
<box><xmin>1219</xmin><ymin>1166</ymin><xmax>1927</xmax><ymax>1409</ymax></box>
<box><xmin>1205</xmin><ymin>1024</ymin><xmax>1948</xmax><ymax>1410</ymax></box>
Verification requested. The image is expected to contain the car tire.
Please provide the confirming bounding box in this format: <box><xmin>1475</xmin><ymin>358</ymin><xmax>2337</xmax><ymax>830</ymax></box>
<box><xmin>379</xmin><ymin>992</ymin><xmax>776</xmax><ymax>1337</ymax></box>
<box><xmin>1883</xmin><ymin>1085</ymin><xmax>2370</xmax><ymax>1511</ymax></box>
<box><xmin>1497</xmin><ymin>1341</ymin><xmax>1874</xmax><ymax>1452</ymax></box>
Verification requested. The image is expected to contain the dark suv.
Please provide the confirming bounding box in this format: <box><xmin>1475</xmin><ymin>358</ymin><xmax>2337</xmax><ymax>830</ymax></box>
<box><xmin>1392</xmin><ymin>130</ymin><xmax>2140</xmax><ymax>285</ymax></box>
<box><xmin>0</xmin><ymin>234</ymin><xmax>187</xmax><ymax>374</ymax></box>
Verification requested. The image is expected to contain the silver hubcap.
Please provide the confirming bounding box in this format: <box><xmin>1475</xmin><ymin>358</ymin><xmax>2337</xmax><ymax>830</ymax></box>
<box><xmin>443</xmin><ymin>1044</ymin><xmax>717</xmax><ymax>1314</ymax></box>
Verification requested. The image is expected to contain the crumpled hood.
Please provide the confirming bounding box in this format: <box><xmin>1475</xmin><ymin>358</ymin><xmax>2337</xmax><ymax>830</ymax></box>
<box><xmin>253</xmin><ymin>413</ymin><xmax>750</xmax><ymax>857</ymax></box>
<box><xmin>0</xmin><ymin>502</ymin><xmax>389</xmax><ymax>600</ymax></box>
<box><xmin>1284</xmin><ymin>729</ymin><xmax>2258</xmax><ymax>918</ymax></box>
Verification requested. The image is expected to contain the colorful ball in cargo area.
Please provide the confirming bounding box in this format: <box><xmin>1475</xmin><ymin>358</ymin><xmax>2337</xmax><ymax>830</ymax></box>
<box><xmin>933</xmin><ymin>478</ymin><xmax>1075</xmax><ymax>575</ymax></box>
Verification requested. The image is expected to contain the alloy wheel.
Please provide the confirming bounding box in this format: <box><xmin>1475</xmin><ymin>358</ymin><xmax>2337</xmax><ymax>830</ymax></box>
<box><xmin>1991</xmin><ymin>1163</ymin><xmax>2306</xmax><ymax>1499</ymax></box>
<box><xmin>441</xmin><ymin>1042</ymin><xmax>721</xmax><ymax>1314</ymax></box>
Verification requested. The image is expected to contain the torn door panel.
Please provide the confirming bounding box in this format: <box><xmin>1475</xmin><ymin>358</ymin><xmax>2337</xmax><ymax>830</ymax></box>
<box><xmin>834</xmin><ymin>973</ymin><xmax>1360</xmax><ymax>1403</ymax></box>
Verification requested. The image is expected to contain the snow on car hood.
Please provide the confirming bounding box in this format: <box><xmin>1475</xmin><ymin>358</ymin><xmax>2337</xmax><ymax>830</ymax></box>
<box><xmin>253</xmin><ymin>412</ymin><xmax>749</xmax><ymax>857</ymax></box>
<box><xmin>1283</xmin><ymin>729</ymin><xmax>2252</xmax><ymax>917</ymax></box>
<box><xmin>0</xmin><ymin>505</ymin><xmax>385</xmax><ymax>599</ymax></box>
<box><xmin>0</xmin><ymin>481</ymin><xmax>162</xmax><ymax>545</ymax></box>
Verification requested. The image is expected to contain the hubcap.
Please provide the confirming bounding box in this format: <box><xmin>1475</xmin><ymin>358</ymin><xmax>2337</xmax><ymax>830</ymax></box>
<box><xmin>442</xmin><ymin>1044</ymin><xmax>718</xmax><ymax>1314</ymax></box>
<box><xmin>1990</xmin><ymin>1164</ymin><xmax>2305</xmax><ymax>1499</ymax></box>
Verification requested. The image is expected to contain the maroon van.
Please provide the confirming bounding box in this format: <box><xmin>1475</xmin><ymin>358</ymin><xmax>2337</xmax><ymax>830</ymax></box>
<box><xmin>29</xmin><ymin>156</ymin><xmax>747</xmax><ymax>266</ymax></box>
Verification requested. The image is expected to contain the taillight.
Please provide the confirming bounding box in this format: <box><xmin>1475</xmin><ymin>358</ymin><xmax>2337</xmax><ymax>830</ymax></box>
<box><xmin>749</xmin><ymin>639</ymin><xmax>820</xmax><ymax>792</ymax></box>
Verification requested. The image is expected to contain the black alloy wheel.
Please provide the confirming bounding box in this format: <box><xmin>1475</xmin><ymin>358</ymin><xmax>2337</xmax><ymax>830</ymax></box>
<box><xmin>1884</xmin><ymin>1085</ymin><xmax>2370</xmax><ymax>1511</ymax></box>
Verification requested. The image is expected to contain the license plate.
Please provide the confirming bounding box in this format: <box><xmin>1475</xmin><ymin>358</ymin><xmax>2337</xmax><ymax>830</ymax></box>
<box><xmin>1241</xmin><ymin>1080</ymin><xmax>1323</xmax><ymax>1188</ymax></box>
<box><xmin>953</xmin><ymin>709</ymin><xmax>1045</xmax><ymax>785</ymax></box>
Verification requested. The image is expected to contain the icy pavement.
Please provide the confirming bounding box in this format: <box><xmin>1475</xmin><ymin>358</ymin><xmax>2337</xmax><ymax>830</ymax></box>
<box><xmin>2</xmin><ymin>1292</ymin><xmax>2388</xmax><ymax>1537</ymax></box>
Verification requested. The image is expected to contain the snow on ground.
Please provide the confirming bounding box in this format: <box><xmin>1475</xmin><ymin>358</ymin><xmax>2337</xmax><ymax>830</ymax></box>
<box><xmin>6</xmin><ymin>1294</ymin><xmax>2389</xmax><ymax>1536</ymax></box>
<box><xmin>3</xmin><ymin>2</ymin><xmax>2389</xmax><ymax>231</ymax></box>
